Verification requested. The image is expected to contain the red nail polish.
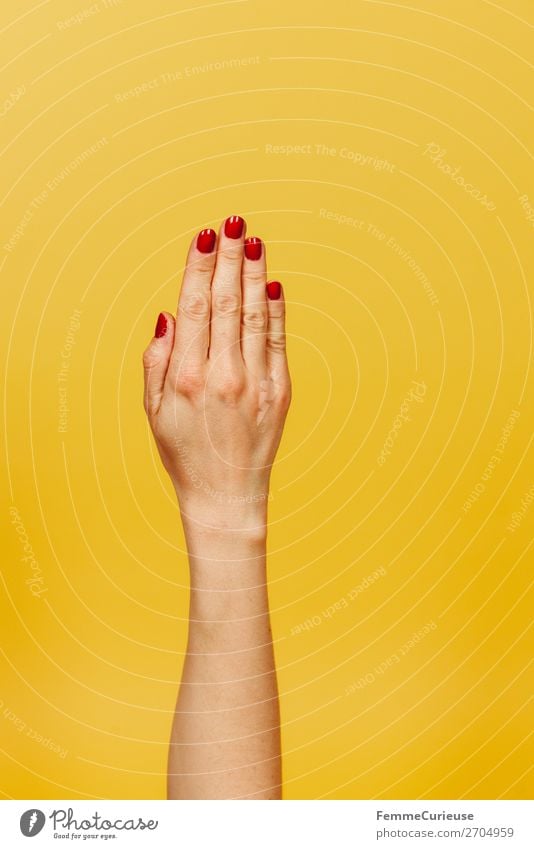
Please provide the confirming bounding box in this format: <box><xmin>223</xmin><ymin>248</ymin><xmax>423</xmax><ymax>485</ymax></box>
<box><xmin>155</xmin><ymin>313</ymin><xmax>167</xmax><ymax>338</ymax></box>
<box><xmin>266</xmin><ymin>281</ymin><xmax>281</xmax><ymax>300</ymax></box>
<box><xmin>244</xmin><ymin>236</ymin><xmax>262</xmax><ymax>260</ymax></box>
<box><xmin>197</xmin><ymin>228</ymin><xmax>216</xmax><ymax>253</ymax></box>
<box><xmin>224</xmin><ymin>215</ymin><xmax>244</xmax><ymax>239</ymax></box>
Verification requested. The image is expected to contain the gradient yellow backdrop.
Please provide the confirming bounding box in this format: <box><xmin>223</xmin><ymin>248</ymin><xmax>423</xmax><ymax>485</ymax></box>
<box><xmin>1</xmin><ymin>0</ymin><xmax>532</xmax><ymax>800</ymax></box>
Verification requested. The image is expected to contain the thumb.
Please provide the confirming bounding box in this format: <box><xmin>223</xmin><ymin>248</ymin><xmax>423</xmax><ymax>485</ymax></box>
<box><xmin>142</xmin><ymin>311</ymin><xmax>175</xmax><ymax>416</ymax></box>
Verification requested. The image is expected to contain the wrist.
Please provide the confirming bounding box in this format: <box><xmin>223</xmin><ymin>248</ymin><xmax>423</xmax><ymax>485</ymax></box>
<box><xmin>183</xmin><ymin>521</ymin><xmax>268</xmax><ymax>601</ymax></box>
<box><xmin>176</xmin><ymin>486</ymin><xmax>269</xmax><ymax>535</ymax></box>
<box><xmin>184</xmin><ymin>525</ymin><xmax>270</xmax><ymax>628</ymax></box>
<box><xmin>184</xmin><ymin>520</ymin><xmax>267</xmax><ymax>557</ymax></box>
<box><xmin>180</xmin><ymin>496</ymin><xmax>268</xmax><ymax>562</ymax></box>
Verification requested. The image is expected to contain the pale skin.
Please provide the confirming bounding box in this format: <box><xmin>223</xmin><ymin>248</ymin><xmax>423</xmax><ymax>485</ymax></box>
<box><xmin>142</xmin><ymin>216</ymin><xmax>291</xmax><ymax>799</ymax></box>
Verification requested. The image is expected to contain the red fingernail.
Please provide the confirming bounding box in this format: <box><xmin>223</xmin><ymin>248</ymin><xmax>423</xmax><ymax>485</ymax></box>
<box><xmin>197</xmin><ymin>228</ymin><xmax>216</xmax><ymax>253</ymax></box>
<box><xmin>155</xmin><ymin>313</ymin><xmax>167</xmax><ymax>338</ymax></box>
<box><xmin>244</xmin><ymin>236</ymin><xmax>262</xmax><ymax>260</ymax></box>
<box><xmin>224</xmin><ymin>215</ymin><xmax>244</xmax><ymax>239</ymax></box>
<box><xmin>266</xmin><ymin>281</ymin><xmax>281</xmax><ymax>300</ymax></box>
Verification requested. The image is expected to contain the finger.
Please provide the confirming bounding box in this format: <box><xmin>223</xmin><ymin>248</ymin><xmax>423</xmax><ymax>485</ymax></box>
<box><xmin>170</xmin><ymin>228</ymin><xmax>216</xmax><ymax>378</ymax></box>
<box><xmin>208</xmin><ymin>215</ymin><xmax>246</xmax><ymax>367</ymax></box>
<box><xmin>266</xmin><ymin>281</ymin><xmax>288</xmax><ymax>373</ymax></box>
<box><xmin>142</xmin><ymin>311</ymin><xmax>175</xmax><ymax>416</ymax></box>
<box><xmin>241</xmin><ymin>237</ymin><xmax>268</xmax><ymax>377</ymax></box>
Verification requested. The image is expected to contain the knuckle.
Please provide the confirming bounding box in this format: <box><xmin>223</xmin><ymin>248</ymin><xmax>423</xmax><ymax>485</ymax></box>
<box><xmin>274</xmin><ymin>382</ymin><xmax>291</xmax><ymax>413</ymax></box>
<box><xmin>213</xmin><ymin>291</ymin><xmax>241</xmax><ymax>316</ymax></box>
<box><xmin>268</xmin><ymin>304</ymin><xmax>285</xmax><ymax>320</ymax></box>
<box><xmin>190</xmin><ymin>252</ymin><xmax>215</xmax><ymax>274</ymax></box>
<box><xmin>175</xmin><ymin>365</ymin><xmax>205</xmax><ymax>396</ymax></box>
<box><xmin>216</xmin><ymin>372</ymin><xmax>246</xmax><ymax>401</ymax></box>
<box><xmin>266</xmin><ymin>332</ymin><xmax>286</xmax><ymax>354</ymax></box>
<box><xmin>242</xmin><ymin>307</ymin><xmax>267</xmax><ymax>331</ymax></box>
<box><xmin>180</xmin><ymin>292</ymin><xmax>210</xmax><ymax>321</ymax></box>
<box><xmin>219</xmin><ymin>242</ymin><xmax>243</xmax><ymax>262</ymax></box>
<box><xmin>142</xmin><ymin>346</ymin><xmax>159</xmax><ymax>370</ymax></box>
<box><xmin>280</xmin><ymin>382</ymin><xmax>292</xmax><ymax>409</ymax></box>
<box><xmin>243</xmin><ymin>268</ymin><xmax>266</xmax><ymax>286</ymax></box>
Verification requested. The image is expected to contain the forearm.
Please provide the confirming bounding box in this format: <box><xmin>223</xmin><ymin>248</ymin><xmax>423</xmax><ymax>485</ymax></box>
<box><xmin>167</xmin><ymin>515</ymin><xmax>281</xmax><ymax>799</ymax></box>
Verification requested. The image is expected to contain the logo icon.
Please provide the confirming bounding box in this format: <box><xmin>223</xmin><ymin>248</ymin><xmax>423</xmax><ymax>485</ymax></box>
<box><xmin>20</xmin><ymin>810</ymin><xmax>45</xmax><ymax>837</ymax></box>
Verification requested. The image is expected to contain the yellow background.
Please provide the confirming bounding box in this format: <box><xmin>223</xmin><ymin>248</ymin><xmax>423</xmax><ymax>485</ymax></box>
<box><xmin>1</xmin><ymin>0</ymin><xmax>532</xmax><ymax>800</ymax></box>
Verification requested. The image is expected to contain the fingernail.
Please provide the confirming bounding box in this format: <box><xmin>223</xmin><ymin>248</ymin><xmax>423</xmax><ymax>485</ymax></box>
<box><xmin>244</xmin><ymin>236</ymin><xmax>262</xmax><ymax>260</ymax></box>
<box><xmin>266</xmin><ymin>281</ymin><xmax>281</xmax><ymax>300</ymax></box>
<box><xmin>197</xmin><ymin>228</ymin><xmax>216</xmax><ymax>253</ymax></box>
<box><xmin>155</xmin><ymin>313</ymin><xmax>167</xmax><ymax>338</ymax></box>
<box><xmin>224</xmin><ymin>215</ymin><xmax>244</xmax><ymax>239</ymax></box>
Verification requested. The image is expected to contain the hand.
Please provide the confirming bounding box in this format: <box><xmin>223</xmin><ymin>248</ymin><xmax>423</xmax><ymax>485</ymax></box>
<box><xmin>142</xmin><ymin>216</ymin><xmax>291</xmax><ymax>533</ymax></box>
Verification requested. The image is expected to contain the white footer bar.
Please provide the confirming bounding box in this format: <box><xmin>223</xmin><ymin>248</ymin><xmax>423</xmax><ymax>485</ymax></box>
<box><xmin>1</xmin><ymin>800</ymin><xmax>531</xmax><ymax>848</ymax></box>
